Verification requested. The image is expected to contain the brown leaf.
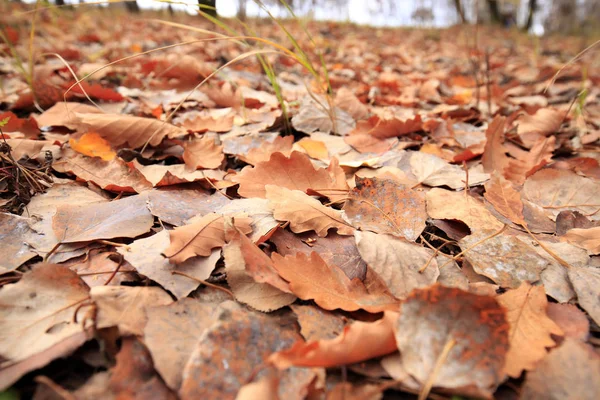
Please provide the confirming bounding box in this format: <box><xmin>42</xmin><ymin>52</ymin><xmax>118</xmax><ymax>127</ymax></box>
<box><xmin>523</xmin><ymin>168</ymin><xmax>600</xmax><ymax>221</ymax></box>
<box><xmin>219</xmin><ymin>198</ymin><xmax>279</xmax><ymax>242</ymax></box>
<box><xmin>561</xmin><ymin>226</ymin><xmax>600</xmax><ymax>254</ymax></box>
<box><xmin>484</xmin><ymin>172</ymin><xmax>526</xmax><ymax>226</ymax></box>
<box><xmin>164</xmin><ymin>213</ymin><xmax>252</xmax><ymax>264</ymax></box>
<box><xmin>133</xmin><ymin>161</ymin><xmax>226</xmax><ymax>188</ymax></box>
<box><xmin>54</xmin><ymin>148</ymin><xmax>152</xmax><ymax>193</ymax></box>
<box><xmin>517</xmin><ymin>107</ymin><xmax>564</xmax><ymax>136</ymax></box>
<box><xmin>343</xmin><ymin>176</ymin><xmax>427</xmax><ymax>241</ymax></box>
<box><xmin>179</xmin><ymin>303</ymin><xmax>301</xmax><ymax>399</ymax></box>
<box><xmin>269</xmin><ymin>311</ymin><xmax>398</xmax><ymax>369</ymax></box>
<box><xmin>0</xmin><ymin>264</ymin><xmax>91</xmax><ymax>389</ymax></box>
<box><xmin>497</xmin><ymin>283</ymin><xmax>563</xmax><ymax>377</ymax></box>
<box><xmin>223</xmin><ymin>229</ymin><xmax>296</xmax><ymax>312</ymax></box>
<box><xmin>36</xmin><ymin>102</ymin><xmax>102</xmax><ymax>129</ymax></box>
<box><xmin>232</xmin><ymin>151</ymin><xmax>348</xmax><ymax>200</ymax></box>
<box><xmin>290</xmin><ymin>304</ymin><xmax>346</xmax><ymax>342</ymax></box>
<box><xmin>521</xmin><ymin>339</ymin><xmax>600</xmax><ymax>400</ymax></box>
<box><xmin>266</xmin><ymin>185</ymin><xmax>354</xmax><ymax>237</ymax></box>
<box><xmin>482</xmin><ymin>115</ymin><xmax>509</xmax><ymax>174</ymax></box>
<box><xmin>0</xmin><ymin>213</ymin><xmax>40</xmax><ymax>272</ymax></box>
<box><xmin>91</xmin><ymin>286</ymin><xmax>173</xmax><ymax>336</ymax></box>
<box><xmin>567</xmin><ymin>266</ymin><xmax>600</xmax><ymax>326</ymax></box>
<box><xmin>271</xmin><ymin>251</ymin><xmax>398</xmax><ymax>313</ymax></box>
<box><xmin>270</xmin><ymin>228</ymin><xmax>367</xmax><ymax>281</ymax></box>
<box><xmin>291</xmin><ymin>96</ymin><xmax>355</xmax><ymax>135</ymax></box>
<box><xmin>459</xmin><ymin>230</ymin><xmax>549</xmax><ymax>288</ymax></box>
<box><xmin>334</xmin><ymin>87</ymin><xmax>369</xmax><ymax>121</ymax></box>
<box><xmin>52</xmin><ymin>194</ymin><xmax>154</xmax><ymax>243</ymax></box>
<box><xmin>182</xmin><ymin>135</ymin><xmax>224</xmax><ymax>170</ymax></box>
<box><xmin>409</xmin><ymin>152</ymin><xmax>489</xmax><ymax>189</ymax></box>
<box><xmin>426</xmin><ymin>188</ymin><xmax>504</xmax><ymax>234</ymax></box>
<box><xmin>74</xmin><ymin>112</ymin><xmax>186</xmax><ymax>149</ymax></box>
<box><xmin>395</xmin><ymin>285</ymin><xmax>509</xmax><ymax>399</ymax></box>
<box><xmin>147</xmin><ymin>188</ymin><xmax>230</xmax><ymax>227</ymax></box>
<box><xmin>355</xmin><ymin>231</ymin><xmax>440</xmax><ymax>299</ymax></box>
<box><xmin>350</xmin><ymin>115</ymin><xmax>423</xmax><ymax>139</ymax></box>
<box><xmin>109</xmin><ymin>338</ymin><xmax>176</xmax><ymax>400</ymax></box>
<box><xmin>504</xmin><ymin>136</ymin><xmax>555</xmax><ymax>184</ymax></box>
<box><xmin>118</xmin><ymin>230</ymin><xmax>220</xmax><ymax>299</ymax></box>
<box><xmin>144</xmin><ymin>299</ymin><xmax>215</xmax><ymax>391</ymax></box>
<box><xmin>69</xmin><ymin>249</ymin><xmax>137</xmax><ymax>287</ymax></box>
<box><xmin>240</xmin><ymin>135</ymin><xmax>294</xmax><ymax>166</ymax></box>
<box><xmin>178</xmin><ymin>111</ymin><xmax>234</xmax><ymax>133</ymax></box>
<box><xmin>546</xmin><ymin>303</ymin><xmax>589</xmax><ymax>342</ymax></box>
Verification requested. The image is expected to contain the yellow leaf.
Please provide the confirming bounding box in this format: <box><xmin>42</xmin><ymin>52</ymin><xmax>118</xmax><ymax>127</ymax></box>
<box><xmin>69</xmin><ymin>132</ymin><xmax>116</xmax><ymax>161</ymax></box>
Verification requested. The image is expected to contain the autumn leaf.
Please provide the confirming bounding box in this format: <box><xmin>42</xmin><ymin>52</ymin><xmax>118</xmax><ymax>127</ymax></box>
<box><xmin>164</xmin><ymin>213</ymin><xmax>252</xmax><ymax>264</ymax></box>
<box><xmin>497</xmin><ymin>283</ymin><xmax>563</xmax><ymax>377</ymax></box>
<box><xmin>266</xmin><ymin>185</ymin><xmax>354</xmax><ymax>237</ymax></box>
<box><xmin>561</xmin><ymin>226</ymin><xmax>600</xmax><ymax>254</ymax></box>
<box><xmin>484</xmin><ymin>172</ymin><xmax>526</xmax><ymax>226</ymax></box>
<box><xmin>69</xmin><ymin>132</ymin><xmax>116</xmax><ymax>161</ymax></box>
<box><xmin>269</xmin><ymin>311</ymin><xmax>399</xmax><ymax>368</ymax></box>
<box><xmin>182</xmin><ymin>135</ymin><xmax>224</xmax><ymax>170</ymax></box>
<box><xmin>395</xmin><ymin>284</ymin><xmax>509</xmax><ymax>399</ymax></box>
<box><xmin>482</xmin><ymin>115</ymin><xmax>509</xmax><ymax>174</ymax></box>
<box><xmin>271</xmin><ymin>251</ymin><xmax>399</xmax><ymax>313</ymax></box>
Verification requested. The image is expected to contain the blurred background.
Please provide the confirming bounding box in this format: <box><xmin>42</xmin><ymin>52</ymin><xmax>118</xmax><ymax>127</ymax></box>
<box><xmin>16</xmin><ymin>0</ymin><xmax>600</xmax><ymax>37</ymax></box>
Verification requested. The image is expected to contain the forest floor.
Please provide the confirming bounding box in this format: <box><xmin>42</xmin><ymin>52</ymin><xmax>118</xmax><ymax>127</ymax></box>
<box><xmin>1</xmin><ymin>3</ymin><xmax>600</xmax><ymax>400</ymax></box>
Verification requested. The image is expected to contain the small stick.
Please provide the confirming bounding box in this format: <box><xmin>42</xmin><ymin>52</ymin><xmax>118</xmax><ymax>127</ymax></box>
<box><xmin>172</xmin><ymin>271</ymin><xmax>235</xmax><ymax>298</ymax></box>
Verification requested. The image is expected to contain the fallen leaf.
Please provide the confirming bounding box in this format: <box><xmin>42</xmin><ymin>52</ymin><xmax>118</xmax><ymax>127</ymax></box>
<box><xmin>269</xmin><ymin>311</ymin><xmax>398</xmax><ymax>368</ymax></box>
<box><xmin>497</xmin><ymin>283</ymin><xmax>563</xmax><ymax>377</ymax></box>
<box><xmin>271</xmin><ymin>251</ymin><xmax>398</xmax><ymax>313</ymax></box>
<box><xmin>0</xmin><ymin>213</ymin><xmax>40</xmax><ymax>272</ymax></box>
<box><xmin>232</xmin><ymin>151</ymin><xmax>348</xmax><ymax>199</ymax></box>
<box><xmin>290</xmin><ymin>304</ymin><xmax>346</xmax><ymax>341</ymax></box>
<box><xmin>266</xmin><ymin>185</ymin><xmax>354</xmax><ymax>237</ymax></box>
<box><xmin>567</xmin><ymin>266</ymin><xmax>600</xmax><ymax>326</ymax></box>
<box><xmin>134</xmin><ymin>162</ymin><xmax>226</xmax><ymax>187</ymax></box>
<box><xmin>270</xmin><ymin>228</ymin><xmax>367</xmax><ymax>281</ymax></box>
<box><xmin>91</xmin><ymin>285</ymin><xmax>173</xmax><ymax>335</ymax></box>
<box><xmin>219</xmin><ymin>198</ymin><xmax>279</xmax><ymax>242</ymax></box>
<box><xmin>74</xmin><ymin>112</ymin><xmax>186</xmax><ymax>149</ymax></box>
<box><xmin>355</xmin><ymin>231</ymin><xmax>439</xmax><ymax>299</ymax></box>
<box><xmin>0</xmin><ymin>264</ymin><xmax>91</xmax><ymax>389</ymax></box>
<box><xmin>521</xmin><ymin>339</ymin><xmax>600</xmax><ymax>400</ymax></box>
<box><xmin>69</xmin><ymin>132</ymin><xmax>116</xmax><ymax>161</ymax></box>
<box><xmin>395</xmin><ymin>284</ymin><xmax>509</xmax><ymax>398</ymax></box>
<box><xmin>147</xmin><ymin>188</ymin><xmax>230</xmax><ymax>227</ymax></box>
<box><xmin>409</xmin><ymin>152</ymin><xmax>489</xmax><ymax>189</ymax></box>
<box><xmin>291</xmin><ymin>95</ymin><xmax>355</xmax><ymax>135</ymax></box>
<box><xmin>547</xmin><ymin>303</ymin><xmax>589</xmax><ymax>342</ymax></box>
<box><xmin>109</xmin><ymin>337</ymin><xmax>176</xmax><ymax>400</ymax></box>
<box><xmin>241</xmin><ymin>135</ymin><xmax>294</xmax><ymax>165</ymax></box>
<box><xmin>179</xmin><ymin>302</ymin><xmax>301</xmax><ymax>399</ymax></box>
<box><xmin>561</xmin><ymin>226</ymin><xmax>600</xmax><ymax>254</ymax></box>
<box><xmin>52</xmin><ymin>194</ymin><xmax>153</xmax><ymax>243</ymax></box>
<box><xmin>164</xmin><ymin>213</ymin><xmax>252</xmax><ymax>264</ymax></box>
<box><xmin>35</xmin><ymin>102</ymin><xmax>102</xmax><ymax>129</ymax></box>
<box><xmin>459</xmin><ymin>230</ymin><xmax>549</xmax><ymax>288</ymax></box>
<box><xmin>504</xmin><ymin>136</ymin><xmax>555</xmax><ymax>184</ymax></box>
<box><xmin>144</xmin><ymin>299</ymin><xmax>215</xmax><ymax>391</ymax></box>
<box><xmin>119</xmin><ymin>230</ymin><xmax>220</xmax><ymax>299</ymax></box>
<box><xmin>484</xmin><ymin>172</ymin><xmax>526</xmax><ymax>226</ymax></box>
<box><xmin>182</xmin><ymin>135</ymin><xmax>224</xmax><ymax>170</ymax></box>
<box><xmin>334</xmin><ymin>87</ymin><xmax>369</xmax><ymax>120</ymax></box>
<box><xmin>343</xmin><ymin>177</ymin><xmax>427</xmax><ymax>241</ymax></box>
<box><xmin>482</xmin><ymin>116</ymin><xmax>509</xmax><ymax>174</ymax></box>
<box><xmin>517</xmin><ymin>107</ymin><xmax>564</xmax><ymax>136</ymax></box>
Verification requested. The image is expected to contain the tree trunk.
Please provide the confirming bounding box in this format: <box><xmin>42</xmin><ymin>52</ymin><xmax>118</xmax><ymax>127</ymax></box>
<box><xmin>198</xmin><ymin>0</ymin><xmax>217</xmax><ymax>18</ymax></box>
<box><xmin>125</xmin><ymin>1</ymin><xmax>140</xmax><ymax>13</ymax></box>
<box><xmin>237</xmin><ymin>0</ymin><xmax>247</xmax><ymax>21</ymax></box>
<box><xmin>486</xmin><ymin>0</ymin><xmax>502</xmax><ymax>24</ymax></box>
<box><xmin>523</xmin><ymin>0</ymin><xmax>537</xmax><ymax>31</ymax></box>
<box><xmin>453</xmin><ymin>0</ymin><xmax>467</xmax><ymax>24</ymax></box>
<box><xmin>55</xmin><ymin>0</ymin><xmax>65</xmax><ymax>6</ymax></box>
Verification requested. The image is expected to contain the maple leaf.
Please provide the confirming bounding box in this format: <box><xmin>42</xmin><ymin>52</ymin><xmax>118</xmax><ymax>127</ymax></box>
<box><xmin>266</xmin><ymin>185</ymin><xmax>354</xmax><ymax>237</ymax></box>
<box><xmin>497</xmin><ymin>282</ymin><xmax>563</xmax><ymax>377</ymax></box>
<box><xmin>271</xmin><ymin>251</ymin><xmax>398</xmax><ymax>313</ymax></box>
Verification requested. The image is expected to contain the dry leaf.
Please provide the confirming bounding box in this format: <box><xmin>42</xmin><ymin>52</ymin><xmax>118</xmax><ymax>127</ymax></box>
<box><xmin>482</xmin><ymin>115</ymin><xmax>509</xmax><ymax>174</ymax></box>
<box><xmin>395</xmin><ymin>285</ymin><xmax>509</xmax><ymax>398</ymax></box>
<box><xmin>355</xmin><ymin>231</ymin><xmax>439</xmax><ymax>299</ymax></box>
<box><xmin>241</xmin><ymin>135</ymin><xmax>294</xmax><ymax>165</ymax></box>
<box><xmin>517</xmin><ymin>107</ymin><xmax>564</xmax><ymax>136</ymax></box>
<box><xmin>36</xmin><ymin>102</ymin><xmax>102</xmax><ymax>129</ymax></box>
<box><xmin>521</xmin><ymin>339</ymin><xmax>600</xmax><ymax>400</ymax></box>
<box><xmin>409</xmin><ymin>152</ymin><xmax>489</xmax><ymax>189</ymax></box>
<box><xmin>69</xmin><ymin>132</ymin><xmax>116</xmax><ymax>161</ymax></box>
<box><xmin>164</xmin><ymin>213</ymin><xmax>252</xmax><ymax>264</ymax></box>
<box><xmin>561</xmin><ymin>226</ymin><xmax>600</xmax><ymax>254</ymax></box>
<box><xmin>147</xmin><ymin>188</ymin><xmax>230</xmax><ymax>227</ymax></box>
<box><xmin>219</xmin><ymin>198</ymin><xmax>279</xmax><ymax>242</ymax></box>
<box><xmin>232</xmin><ymin>151</ymin><xmax>348</xmax><ymax>199</ymax></box>
<box><xmin>546</xmin><ymin>303</ymin><xmax>590</xmax><ymax>342</ymax></box>
<box><xmin>182</xmin><ymin>135</ymin><xmax>224</xmax><ymax>170</ymax></box>
<box><xmin>291</xmin><ymin>96</ymin><xmax>355</xmax><ymax>135</ymax></box>
<box><xmin>497</xmin><ymin>283</ymin><xmax>563</xmax><ymax>377</ymax></box>
<box><xmin>266</xmin><ymin>185</ymin><xmax>354</xmax><ymax>237</ymax></box>
<box><xmin>343</xmin><ymin>176</ymin><xmax>427</xmax><ymax>241</ymax></box>
<box><xmin>74</xmin><ymin>112</ymin><xmax>186</xmax><ymax>148</ymax></box>
<box><xmin>269</xmin><ymin>312</ymin><xmax>398</xmax><ymax>368</ymax></box>
<box><xmin>0</xmin><ymin>213</ymin><xmax>40</xmax><ymax>272</ymax></box>
<box><xmin>52</xmin><ymin>194</ymin><xmax>153</xmax><ymax>243</ymax></box>
<box><xmin>484</xmin><ymin>172</ymin><xmax>526</xmax><ymax>226</ymax></box>
<box><xmin>290</xmin><ymin>304</ymin><xmax>346</xmax><ymax>342</ymax></box>
<box><xmin>271</xmin><ymin>251</ymin><xmax>398</xmax><ymax>313</ymax></box>
<box><xmin>567</xmin><ymin>266</ymin><xmax>600</xmax><ymax>326</ymax></box>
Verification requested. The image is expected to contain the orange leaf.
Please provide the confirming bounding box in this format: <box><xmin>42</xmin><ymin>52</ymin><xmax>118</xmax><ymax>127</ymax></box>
<box><xmin>482</xmin><ymin>115</ymin><xmax>509</xmax><ymax>174</ymax></box>
<box><xmin>182</xmin><ymin>135</ymin><xmax>224</xmax><ymax>171</ymax></box>
<box><xmin>69</xmin><ymin>132</ymin><xmax>116</xmax><ymax>161</ymax></box>
<box><xmin>484</xmin><ymin>172</ymin><xmax>526</xmax><ymax>226</ymax></box>
<box><xmin>271</xmin><ymin>251</ymin><xmax>398</xmax><ymax>313</ymax></box>
<box><xmin>269</xmin><ymin>311</ymin><xmax>399</xmax><ymax>369</ymax></box>
<box><xmin>497</xmin><ymin>282</ymin><xmax>563</xmax><ymax>378</ymax></box>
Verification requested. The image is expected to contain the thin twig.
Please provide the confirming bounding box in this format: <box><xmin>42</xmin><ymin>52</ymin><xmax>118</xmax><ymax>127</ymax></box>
<box><xmin>172</xmin><ymin>270</ymin><xmax>235</xmax><ymax>298</ymax></box>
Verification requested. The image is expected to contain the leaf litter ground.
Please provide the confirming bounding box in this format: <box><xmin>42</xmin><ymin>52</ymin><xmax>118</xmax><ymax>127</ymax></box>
<box><xmin>1</xmin><ymin>4</ymin><xmax>600</xmax><ymax>399</ymax></box>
